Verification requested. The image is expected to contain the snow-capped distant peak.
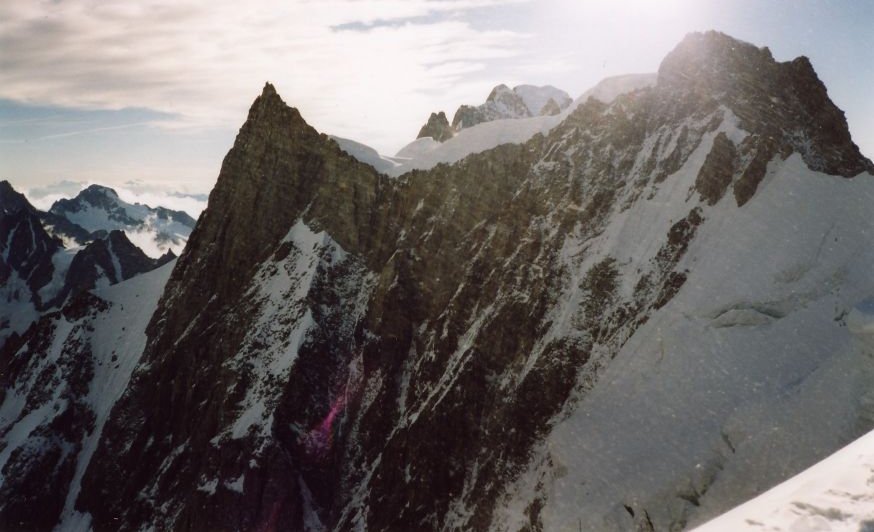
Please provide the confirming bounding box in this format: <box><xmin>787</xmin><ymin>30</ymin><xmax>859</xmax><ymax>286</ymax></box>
<box><xmin>49</xmin><ymin>184</ymin><xmax>196</xmax><ymax>257</ymax></box>
<box><xmin>450</xmin><ymin>83</ymin><xmax>573</xmax><ymax>132</ymax></box>
<box><xmin>570</xmin><ymin>73</ymin><xmax>658</xmax><ymax>110</ymax></box>
<box><xmin>383</xmin><ymin>75</ymin><xmax>659</xmax><ymax>179</ymax></box>
<box><xmin>513</xmin><ymin>84</ymin><xmax>573</xmax><ymax>116</ymax></box>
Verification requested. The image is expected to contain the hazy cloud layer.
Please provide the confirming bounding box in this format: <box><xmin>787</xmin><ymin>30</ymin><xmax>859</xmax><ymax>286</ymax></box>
<box><xmin>25</xmin><ymin>179</ymin><xmax>209</xmax><ymax>218</ymax></box>
<box><xmin>1</xmin><ymin>0</ymin><xmax>530</xmax><ymax>153</ymax></box>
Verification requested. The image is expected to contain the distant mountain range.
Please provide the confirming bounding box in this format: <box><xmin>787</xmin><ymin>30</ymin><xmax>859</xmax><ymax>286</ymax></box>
<box><xmin>333</xmin><ymin>74</ymin><xmax>657</xmax><ymax>178</ymax></box>
<box><xmin>48</xmin><ymin>184</ymin><xmax>196</xmax><ymax>255</ymax></box>
<box><xmin>0</xmin><ymin>181</ymin><xmax>188</xmax><ymax>346</ymax></box>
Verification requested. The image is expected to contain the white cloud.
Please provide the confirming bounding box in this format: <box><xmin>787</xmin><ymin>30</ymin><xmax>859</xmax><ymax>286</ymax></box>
<box><xmin>24</xmin><ymin>179</ymin><xmax>208</xmax><ymax>218</ymax></box>
<box><xmin>25</xmin><ymin>180</ymin><xmax>88</xmax><ymax>210</ymax></box>
<box><xmin>113</xmin><ymin>185</ymin><xmax>208</xmax><ymax>219</ymax></box>
<box><xmin>0</xmin><ymin>0</ymin><xmax>530</xmax><ymax>153</ymax></box>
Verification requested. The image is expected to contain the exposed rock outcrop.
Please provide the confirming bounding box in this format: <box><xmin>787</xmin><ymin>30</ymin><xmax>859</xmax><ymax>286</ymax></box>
<box><xmin>540</xmin><ymin>97</ymin><xmax>562</xmax><ymax>116</ymax></box>
<box><xmin>659</xmin><ymin>30</ymin><xmax>873</xmax><ymax>178</ymax></box>
<box><xmin>450</xmin><ymin>84</ymin><xmax>573</xmax><ymax>131</ymax></box>
<box><xmin>52</xmin><ymin>230</ymin><xmax>167</xmax><ymax>306</ymax></box>
<box><xmin>416</xmin><ymin>111</ymin><xmax>455</xmax><ymax>142</ymax></box>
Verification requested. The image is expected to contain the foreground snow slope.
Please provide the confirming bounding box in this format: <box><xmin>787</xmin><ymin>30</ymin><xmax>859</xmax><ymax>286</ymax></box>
<box><xmin>695</xmin><ymin>428</ymin><xmax>874</xmax><ymax>531</ymax></box>
<box><xmin>693</xmin><ymin>302</ymin><xmax>874</xmax><ymax>531</ymax></box>
<box><xmin>493</xmin><ymin>153</ymin><xmax>874</xmax><ymax>530</ymax></box>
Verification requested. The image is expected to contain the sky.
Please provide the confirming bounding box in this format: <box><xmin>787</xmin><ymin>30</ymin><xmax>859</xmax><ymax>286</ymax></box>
<box><xmin>1</xmin><ymin>0</ymin><xmax>873</xmax><ymax>214</ymax></box>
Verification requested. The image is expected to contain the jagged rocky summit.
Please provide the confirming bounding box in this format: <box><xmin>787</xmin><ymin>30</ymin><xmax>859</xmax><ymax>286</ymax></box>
<box><xmin>416</xmin><ymin>111</ymin><xmax>455</xmax><ymax>142</ymax></box>
<box><xmin>2</xmin><ymin>30</ymin><xmax>874</xmax><ymax>532</ymax></box>
<box><xmin>414</xmin><ymin>83</ymin><xmax>573</xmax><ymax>143</ymax></box>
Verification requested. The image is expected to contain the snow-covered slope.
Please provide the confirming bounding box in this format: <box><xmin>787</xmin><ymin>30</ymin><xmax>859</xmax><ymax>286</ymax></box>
<box><xmin>0</xmin><ymin>180</ymin><xmax>176</xmax><ymax>349</ymax></box>
<box><xmin>491</xmin><ymin>150</ymin><xmax>874</xmax><ymax>531</ymax></box>
<box><xmin>695</xmin><ymin>301</ymin><xmax>874</xmax><ymax>531</ymax></box>
<box><xmin>388</xmin><ymin>75</ymin><xmax>652</xmax><ymax>176</ymax></box>
<box><xmin>56</xmin><ymin>230</ymin><xmax>174</xmax><ymax>306</ymax></box>
<box><xmin>395</xmin><ymin>136</ymin><xmax>440</xmax><ymax>160</ymax></box>
<box><xmin>0</xmin><ymin>261</ymin><xmax>175</xmax><ymax>529</ymax></box>
<box><xmin>389</xmin><ymin>114</ymin><xmax>560</xmax><ymax>176</ymax></box>
<box><xmin>331</xmin><ymin>135</ymin><xmax>399</xmax><ymax>175</ymax></box>
<box><xmin>50</xmin><ymin>185</ymin><xmax>195</xmax><ymax>257</ymax></box>
<box><xmin>695</xmin><ymin>429</ymin><xmax>874</xmax><ymax>531</ymax></box>
<box><xmin>570</xmin><ymin>72</ymin><xmax>657</xmax><ymax>109</ymax></box>
<box><xmin>334</xmin><ymin>77</ymin><xmax>651</xmax><ymax>179</ymax></box>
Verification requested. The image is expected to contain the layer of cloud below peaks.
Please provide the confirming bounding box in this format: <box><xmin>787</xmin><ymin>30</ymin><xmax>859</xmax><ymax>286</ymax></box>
<box><xmin>25</xmin><ymin>180</ymin><xmax>209</xmax><ymax>219</ymax></box>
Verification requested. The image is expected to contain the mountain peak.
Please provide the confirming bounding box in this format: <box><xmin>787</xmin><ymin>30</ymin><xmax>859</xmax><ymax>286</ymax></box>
<box><xmin>81</xmin><ymin>184</ymin><xmax>119</xmax><ymax>199</ymax></box>
<box><xmin>156</xmin><ymin>82</ymin><xmax>378</xmax><ymax>323</ymax></box>
<box><xmin>486</xmin><ymin>83</ymin><xmax>513</xmax><ymax>101</ymax></box>
<box><xmin>0</xmin><ymin>180</ymin><xmax>36</xmax><ymax>216</ymax></box>
<box><xmin>242</xmin><ymin>81</ymin><xmax>309</xmax><ymax>138</ymax></box>
<box><xmin>261</xmin><ymin>81</ymin><xmax>277</xmax><ymax>97</ymax></box>
<box><xmin>254</xmin><ymin>81</ymin><xmax>287</xmax><ymax>110</ymax></box>
<box><xmin>48</xmin><ymin>183</ymin><xmax>194</xmax><ymax>255</ymax></box>
<box><xmin>658</xmin><ymin>30</ymin><xmax>873</xmax><ymax>177</ymax></box>
<box><xmin>658</xmin><ymin>31</ymin><xmax>776</xmax><ymax>89</ymax></box>
<box><xmin>449</xmin><ymin>83</ymin><xmax>571</xmax><ymax>131</ymax></box>
<box><xmin>50</xmin><ymin>184</ymin><xmax>121</xmax><ymax>214</ymax></box>
<box><xmin>416</xmin><ymin>111</ymin><xmax>454</xmax><ymax>142</ymax></box>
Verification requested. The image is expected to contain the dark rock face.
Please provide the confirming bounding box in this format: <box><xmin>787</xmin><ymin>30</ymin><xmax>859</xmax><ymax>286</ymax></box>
<box><xmin>659</xmin><ymin>30</ymin><xmax>873</xmax><ymax>178</ymax></box>
<box><xmin>451</xmin><ymin>84</ymin><xmax>530</xmax><ymax>130</ymax></box>
<box><xmin>78</xmin><ymin>83</ymin><xmax>393</xmax><ymax>530</ymax></box>
<box><xmin>5</xmin><ymin>32</ymin><xmax>873</xmax><ymax>532</ymax></box>
<box><xmin>155</xmin><ymin>206</ymin><xmax>197</xmax><ymax>228</ymax></box>
<box><xmin>449</xmin><ymin>84</ymin><xmax>572</xmax><ymax>131</ymax></box>
<box><xmin>695</xmin><ymin>132</ymin><xmax>737</xmax><ymax>205</ymax></box>
<box><xmin>451</xmin><ymin>103</ymin><xmax>487</xmax><ymax>130</ymax></box>
<box><xmin>0</xmin><ymin>292</ymin><xmax>106</xmax><ymax>530</ymax></box>
<box><xmin>52</xmin><ymin>230</ymin><xmax>164</xmax><ymax>306</ymax></box>
<box><xmin>0</xmin><ymin>209</ymin><xmax>62</xmax><ymax>306</ymax></box>
<box><xmin>0</xmin><ymin>180</ymin><xmax>91</xmax><ymax>246</ymax></box>
<box><xmin>155</xmin><ymin>249</ymin><xmax>177</xmax><ymax>267</ymax></box>
<box><xmin>0</xmin><ymin>184</ymin><xmax>71</xmax><ymax>347</ymax></box>
<box><xmin>417</xmin><ymin>111</ymin><xmax>455</xmax><ymax>142</ymax></box>
<box><xmin>540</xmin><ymin>97</ymin><xmax>562</xmax><ymax>116</ymax></box>
<box><xmin>0</xmin><ymin>180</ymin><xmax>37</xmax><ymax>216</ymax></box>
<box><xmin>39</xmin><ymin>212</ymin><xmax>93</xmax><ymax>246</ymax></box>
